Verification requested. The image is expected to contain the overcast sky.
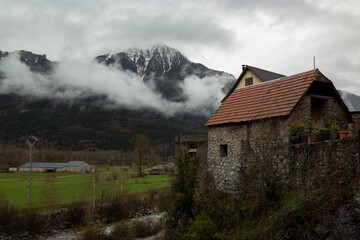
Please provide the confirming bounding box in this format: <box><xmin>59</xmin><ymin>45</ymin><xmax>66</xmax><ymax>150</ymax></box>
<box><xmin>0</xmin><ymin>0</ymin><xmax>359</xmax><ymax>95</ymax></box>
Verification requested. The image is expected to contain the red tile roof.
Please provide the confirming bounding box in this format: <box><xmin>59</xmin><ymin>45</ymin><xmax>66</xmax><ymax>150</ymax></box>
<box><xmin>206</xmin><ymin>69</ymin><xmax>318</xmax><ymax>126</ymax></box>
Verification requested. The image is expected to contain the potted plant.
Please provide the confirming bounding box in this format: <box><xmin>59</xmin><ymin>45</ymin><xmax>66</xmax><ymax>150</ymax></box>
<box><xmin>339</xmin><ymin>130</ymin><xmax>350</xmax><ymax>139</ymax></box>
<box><xmin>328</xmin><ymin>119</ymin><xmax>339</xmax><ymax>140</ymax></box>
<box><xmin>318</xmin><ymin>129</ymin><xmax>330</xmax><ymax>141</ymax></box>
<box><xmin>310</xmin><ymin>129</ymin><xmax>320</xmax><ymax>142</ymax></box>
<box><xmin>289</xmin><ymin>121</ymin><xmax>306</xmax><ymax>143</ymax></box>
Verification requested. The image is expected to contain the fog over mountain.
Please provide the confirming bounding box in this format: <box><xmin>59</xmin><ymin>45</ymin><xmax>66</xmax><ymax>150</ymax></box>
<box><xmin>0</xmin><ymin>46</ymin><xmax>236</xmax><ymax>149</ymax></box>
<box><xmin>1</xmin><ymin>46</ymin><xmax>358</xmax><ymax>116</ymax></box>
<box><xmin>0</xmin><ymin>45</ymin><xmax>235</xmax><ymax>117</ymax></box>
<box><xmin>0</xmin><ymin>45</ymin><xmax>359</xmax><ymax>150</ymax></box>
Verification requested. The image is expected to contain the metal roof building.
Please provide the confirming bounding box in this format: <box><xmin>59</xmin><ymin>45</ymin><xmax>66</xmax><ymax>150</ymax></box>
<box><xmin>19</xmin><ymin>161</ymin><xmax>91</xmax><ymax>173</ymax></box>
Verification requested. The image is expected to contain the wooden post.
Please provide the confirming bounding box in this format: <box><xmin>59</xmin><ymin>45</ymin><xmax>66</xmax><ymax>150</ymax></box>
<box><xmin>93</xmin><ymin>172</ymin><xmax>96</xmax><ymax>215</ymax></box>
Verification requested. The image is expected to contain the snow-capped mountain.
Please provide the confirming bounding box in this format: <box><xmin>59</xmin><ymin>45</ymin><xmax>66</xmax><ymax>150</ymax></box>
<box><xmin>96</xmin><ymin>44</ymin><xmax>235</xmax><ymax>101</ymax></box>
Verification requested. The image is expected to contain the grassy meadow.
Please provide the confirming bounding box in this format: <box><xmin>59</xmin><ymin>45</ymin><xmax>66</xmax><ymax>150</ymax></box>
<box><xmin>0</xmin><ymin>168</ymin><xmax>172</xmax><ymax>207</ymax></box>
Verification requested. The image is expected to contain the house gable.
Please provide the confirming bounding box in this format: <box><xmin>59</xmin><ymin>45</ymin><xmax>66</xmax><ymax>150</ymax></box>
<box><xmin>223</xmin><ymin>65</ymin><xmax>286</xmax><ymax>102</ymax></box>
<box><xmin>235</xmin><ymin>69</ymin><xmax>263</xmax><ymax>89</ymax></box>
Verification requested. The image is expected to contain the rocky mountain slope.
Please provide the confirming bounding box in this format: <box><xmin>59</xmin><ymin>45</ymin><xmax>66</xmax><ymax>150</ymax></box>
<box><xmin>0</xmin><ymin>46</ymin><xmax>234</xmax><ymax>150</ymax></box>
<box><xmin>96</xmin><ymin>45</ymin><xmax>234</xmax><ymax>101</ymax></box>
<box><xmin>0</xmin><ymin>50</ymin><xmax>53</xmax><ymax>73</ymax></box>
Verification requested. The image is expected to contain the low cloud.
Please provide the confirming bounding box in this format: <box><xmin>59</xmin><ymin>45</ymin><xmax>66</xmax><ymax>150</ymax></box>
<box><xmin>0</xmin><ymin>54</ymin><xmax>232</xmax><ymax>117</ymax></box>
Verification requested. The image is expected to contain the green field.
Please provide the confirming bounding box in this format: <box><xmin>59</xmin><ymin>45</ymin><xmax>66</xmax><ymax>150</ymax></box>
<box><xmin>0</xmin><ymin>169</ymin><xmax>173</xmax><ymax>207</ymax></box>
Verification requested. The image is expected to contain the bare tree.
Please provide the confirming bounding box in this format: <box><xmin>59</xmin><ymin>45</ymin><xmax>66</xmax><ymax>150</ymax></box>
<box><xmin>130</xmin><ymin>134</ymin><xmax>151</xmax><ymax>176</ymax></box>
<box><xmin>41</xmin><ymin>174</ymin><xmax>57</xmax><ymax>220</ymax></box>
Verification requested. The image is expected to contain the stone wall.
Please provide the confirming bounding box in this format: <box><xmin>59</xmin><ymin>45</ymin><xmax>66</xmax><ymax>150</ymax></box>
<box><xmin>323</xmin><ymin>97</ymin><xmax>349</xmax><ymax>130</ymax></box>
<box><xmin>289</xmin><ymin>94</ymin><xmax>312</xmax><ymax>129</ymax></box>
<box><xmin>175</xmin><ymin>134</ymin><xmax>208</xmax><ymax>164</ymax></box>
<box><xmin>288</xmin><ymin>138</ymin><xmax>358</xmax><ymax>190</ymax></box>
<box><xmin>207</xmin><ymin>124</ymin><xmax>245</xmax><ymax>194</ymax></box>
<box><xmin>208</xmin><ymin>128</ymin><xmax>358</xmax><ymax>195</ymax></box>
<box><xmin>288</xmin><ymin>94</ymin><xmax>349</xmax><ymax>131</ymax></box>
<box><xmin>207</xmin><ymin>118</ymin><xmax>290</xmax><ymax>194</ymax></box>
<box><xmin>352</xmin><ymin>112</ymin><xmax>360</xmax><ymax>137</ymax></box>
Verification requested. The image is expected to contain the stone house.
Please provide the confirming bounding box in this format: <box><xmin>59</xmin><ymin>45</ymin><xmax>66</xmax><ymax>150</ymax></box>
<box><xmin>174</xmin><ymin>133</ymin><xmax>208</xmax><ymax>164</ymax></box>
<box><xmin>205</xmin><ymin>66</ymin><xmax>353</xmax><ymax>194</ymax></box>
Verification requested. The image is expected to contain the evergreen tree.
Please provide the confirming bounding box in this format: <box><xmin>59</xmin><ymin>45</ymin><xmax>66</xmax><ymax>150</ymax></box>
<box><xmin>166</xmin><ymin>149</ymin><xmax>200</xmax><ymax>238</ymax></box>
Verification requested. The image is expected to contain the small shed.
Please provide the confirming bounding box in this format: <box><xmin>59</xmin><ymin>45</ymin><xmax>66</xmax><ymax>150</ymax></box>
<box><xmin>174</xmin><ymin>133</ymin><xmax>208</xmax><ymax>164</ymax></box>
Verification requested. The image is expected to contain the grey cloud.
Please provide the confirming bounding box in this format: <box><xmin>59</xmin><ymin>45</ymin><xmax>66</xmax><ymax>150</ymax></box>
<box><xmin>0</xmin><ymin>0</ymin><xmax>359</xmax><ymax>98</ymax></box>
<box><xmin>0</xmin><ymin>0</ymin><xmax>234</xmax><ymax>60</ymax></box>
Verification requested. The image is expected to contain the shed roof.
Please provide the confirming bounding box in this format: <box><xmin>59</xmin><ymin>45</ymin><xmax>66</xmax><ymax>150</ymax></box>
<box><xmin>19</xmin><ymin>161</ymin><xmax>88</xmax><ymax>168</ymax></box>
<box><xmin>206</xmin><ymin>69</ymin><xmax>317</xmax><ymax>126</ymax></box>
<box><xmin>64</xmin><ymin>161</ymin><xmax>86</xmax><ymax>166</ymax></box>
<box><xmin>19</xmin><ymin>162</ymin><xmax>65</xmax><ymax>168</ymax></box>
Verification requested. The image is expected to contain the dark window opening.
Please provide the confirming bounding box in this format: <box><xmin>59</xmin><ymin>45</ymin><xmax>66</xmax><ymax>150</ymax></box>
<box><xmin>245</xmin><ymin>77</ymin><xmax>253</xmax><ymax>86</ymax></box>
<box><xmin>220</xmin><ymin>144</ymin><xmax>228</xmax><ymax>157</ymax></box>
<box><xmin>311</xmin><ymin>97</ymin><xmax>327</xmax><ymax>128</ymax></box>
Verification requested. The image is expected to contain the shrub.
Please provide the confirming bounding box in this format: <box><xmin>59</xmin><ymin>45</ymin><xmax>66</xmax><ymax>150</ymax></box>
<box><xmin>289</xmin><ymin>121</ymin><xmax>306</xmax><ymax>135</ymax></box>
<box><xmin>130</xmin><ymin>172</ymin><xmax>147</xmax><ymax>178</ymax></box>
<box><xmin>65</xmin><ymin>200</ymin><xmax>87</xmax><ymax>226</ymax></box>
<box><xmin>111</xmin><ymin>172</ymin><xmax>119</xmax><ymax>180</ymax></box>
<box><xmin>110</xmin><ymin>218</ymin><xmax>164</xmax><ymax>239</ymax></box>
<box><xmin>20</xmin><ymin>203</ymin><xmax>46</xmax><ymax>234</ymax></box>
<box><xmin>0</xmin><ymin>201</ymin><xmax>20</xmax><ymax>233</ymax></box>
<box><xmin>329</xmin><ymin>118</ymin><xmax>340</xmax><ymax>131</ymax></box>
<box><xmin>77</xmin><ymin>226</ymin><xmax>99</xmax><ymax>240</ymax></box>
<box><xmin>102</xmin><ymin>196</ymin><xmax>130</xmax><ymax>222</ymax></box>
<box><xmin>311</xmin><ymin>129</ymin><xmax>320</xmax><ymax>135</ymax></box>
<box><xmin>77</xmin><ymin>226</ymin><xmax>112</xmax><ymax>240</ymax></box>
<box><xmin>110</xmin><ymin>220</ymin><xmax>132</xmax><ymax>239</ymax></box>
<box><xmin>157</xmin><ymin>187</ymin><xmax>172</xmax><ymax>212</ymax></box>
<box><xmin>132</xmin><ymin>219</ymin><xmax>163</xmax><ymax>238</ymax></box>
<box><xmin>125</xmin><ymin>192</ymin><xmax>151</xmax><ymax>214</ymax></box>
<box><xmin>187</xmin><ymin>213</ymin><xmax>222</xmax><ymax>240</ymax></box>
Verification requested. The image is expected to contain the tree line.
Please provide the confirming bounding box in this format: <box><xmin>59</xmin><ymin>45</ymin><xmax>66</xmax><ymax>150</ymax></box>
<box><xmin>0</xmin><ymin>134</ymin><xmax>174</xmax><ymax>171</ymax></box>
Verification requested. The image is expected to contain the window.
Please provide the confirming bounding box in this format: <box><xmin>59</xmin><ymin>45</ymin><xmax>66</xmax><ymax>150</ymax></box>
<box><xmin>220</xmin><ymin>144</ymin><xmax>228</xmax><ymax>157</ymax></box>
<box><xmin>245</xmin><ymin>77</ymin><xmax>253</xmax><ymax>86</ymax></box>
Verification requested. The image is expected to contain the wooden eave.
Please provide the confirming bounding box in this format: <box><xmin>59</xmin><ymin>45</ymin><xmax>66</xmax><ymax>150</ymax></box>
<box><xmin>315</xmin><ymin>71</ymin><xmax>353</xmax><ymax>123</ymax></box>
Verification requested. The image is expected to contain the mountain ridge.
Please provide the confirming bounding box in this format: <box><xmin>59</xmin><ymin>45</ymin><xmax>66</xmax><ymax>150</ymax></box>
<box><xmin>0</xmin><ymin>46</ymin><xmax>234</xmax><ymax>150</ymax></box>
<box><xmin>0</xmin><ymin>46</ymin><xmax>359</xmax><ymax>151</ymax></box>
